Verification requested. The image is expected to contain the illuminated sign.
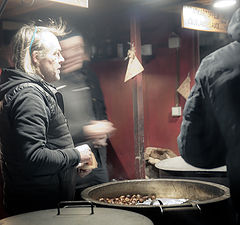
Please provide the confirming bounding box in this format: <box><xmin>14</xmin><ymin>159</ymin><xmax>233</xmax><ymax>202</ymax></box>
<box><xmin>49</xmin><ymin>0</ymin><xmax>88</xmax><ymax>8</ymax></box>
<box><xmin>181</xmin><ymin>5</ymin><xmax>228</xmax><ymax>33</ymax></box>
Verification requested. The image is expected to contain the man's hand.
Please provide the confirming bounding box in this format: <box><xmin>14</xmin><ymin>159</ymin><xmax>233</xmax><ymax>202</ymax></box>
<box><xmin>75</xmin><ymin>144</ymin><xmax>92</xmax><ymax>166</ymax></box>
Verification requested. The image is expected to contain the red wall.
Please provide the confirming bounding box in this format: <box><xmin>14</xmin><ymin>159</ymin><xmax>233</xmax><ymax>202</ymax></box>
<box><xmin>93</xmin><ymin>60</ymin><xmax>136</xmax><ymax>179</ymax></box>
<box><xmin>143</xmin><ymin>29</ymin><xmax>198</xmax><ymax>154</ymax></box>
<box><xmin>143</xmin><ymin>47</ymin><xmax>182</xmax><ymax>152</ymax></box>
<box><xmin>94</xmin><ymin>28</ymin><xmax>198</xmax><ymax>180</ymax></box>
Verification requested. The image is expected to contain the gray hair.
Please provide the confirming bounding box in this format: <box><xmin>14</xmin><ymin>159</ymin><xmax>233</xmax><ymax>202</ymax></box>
<box><xmin>11</xmin><ymin>20</ymin><xmax>67</xmax><ymax>75</ymax></box>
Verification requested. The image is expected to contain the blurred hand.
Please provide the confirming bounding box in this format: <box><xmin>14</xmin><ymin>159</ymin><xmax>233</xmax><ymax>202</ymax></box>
<box><xmin>83</xmin><ymin>120</ymin><xmax>116</xmax><ymax>140</ymax></box>
<box><xmin>92</xmin><ymin>135</ymin><xmax>108</xmax><ymax>147</ymax></box>
<box><xmin>77</xmin><ymin>168</ymin><xmax>92</xmax><ymax>178</ymax></box>
<box><xmin>75</xmin><ymin>144</ymin><xmax>92</xmax><ymax>166</ymax></box>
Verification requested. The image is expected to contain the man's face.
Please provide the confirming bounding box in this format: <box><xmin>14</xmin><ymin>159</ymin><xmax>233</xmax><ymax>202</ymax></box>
<box><xmin>37</xmin><ymin>32</ymin><xmax>64</xmax><ymax>82</ymax></box>
<box><xmin>60</xmin><ymin>35</ymin><xmax>86</xmax><ymax>74</ymax></box>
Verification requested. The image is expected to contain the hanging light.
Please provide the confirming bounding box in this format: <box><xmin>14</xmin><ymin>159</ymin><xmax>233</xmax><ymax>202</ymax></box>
<box><xmin>213</xmin><ymin>0</ymin><xmax>236</xmax><ymax>8</ymax></box>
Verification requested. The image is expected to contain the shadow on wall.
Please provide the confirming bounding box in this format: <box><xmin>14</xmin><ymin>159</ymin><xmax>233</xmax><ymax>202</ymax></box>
<box><xmin>107</xmin><ymin>140</ymin><xmax>129</xmax><ymax>181</ymax></box>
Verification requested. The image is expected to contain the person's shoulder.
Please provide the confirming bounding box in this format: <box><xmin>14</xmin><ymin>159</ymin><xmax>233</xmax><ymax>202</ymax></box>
<box><xmin>199</xmin><ymin>42</ymin><xmax>235</xmax><ymax>70</ymax></box>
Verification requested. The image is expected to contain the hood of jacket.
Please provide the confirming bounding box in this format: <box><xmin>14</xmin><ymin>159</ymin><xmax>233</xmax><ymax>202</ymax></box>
<box><xmin>228</xmin><ymin>8</ymin><xmax>240</xmax><ymax>42</ymax></box>
<box><xmin>0</xmin><ymin>68</ymin><xmax>49</xmax><ymax>101</ymax></box>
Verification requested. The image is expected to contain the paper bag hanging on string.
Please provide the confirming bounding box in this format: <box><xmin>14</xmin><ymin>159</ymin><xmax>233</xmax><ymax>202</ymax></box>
<box><xmin>124</xmin><ymin>56</ymin><xmax>144</xmax><ymax>82</ymax></box>
<box><xmin>124</xmin><ymin>46</ymin><xmax>144</xmax><ymax>82</ymax></box>
<box><xmin>177</xmin><ymin>75</ymin><xmax>191</xmax><ymax>100</ymax></box>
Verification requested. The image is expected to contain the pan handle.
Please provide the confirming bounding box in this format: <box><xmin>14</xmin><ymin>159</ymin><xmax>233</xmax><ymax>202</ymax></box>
<box><xmin>158</xmin><ymin>202</ymin><xmax>201</xmax><ymax>214</ymax></box>
<box><xmin>57</xmin><ymin>201</ymin><xmax>94</xmax><ymax>215</ymax></box>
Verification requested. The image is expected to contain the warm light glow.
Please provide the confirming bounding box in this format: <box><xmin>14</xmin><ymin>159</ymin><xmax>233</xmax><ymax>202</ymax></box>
<box><xmin>181</xmin><ymin>5</ymin><xmax>228</xmax><ymax>33</ymax></box>
<box><xmin>49</xmin><ymin>0</ymin><xmax>88</xmax><ymax>8</ymax></box>
<box><xmin>213</xmin><ymin>0</ymin><xmax>236</xmax><ymax>8</ymax></box>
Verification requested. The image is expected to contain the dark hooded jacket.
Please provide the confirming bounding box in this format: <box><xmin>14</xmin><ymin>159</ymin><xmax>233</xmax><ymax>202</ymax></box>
<box><xmin>178</xmin><ymin>8</ymin><xmax>240</xmax><ymax>212</ymax></box>
<box><xmin>0</xmin><ymin>68</ymin><xmax>81</xmax><ymax>215</ymax></box>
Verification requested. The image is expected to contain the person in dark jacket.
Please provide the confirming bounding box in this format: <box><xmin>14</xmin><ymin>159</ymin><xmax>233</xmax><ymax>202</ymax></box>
<box><xmin>54</xmin><ymin>33</ymin><xmax>115</xmax><ymax>198</ymax></box>
<box><xmin>0</xmin><ymin>22</ymin><xmax>94</xmax><ymax>215</ymax></box>
<box><xmin>178</xmin><ymin>8</ymin><xmax>240</xmax><ymax>224</ymax></box>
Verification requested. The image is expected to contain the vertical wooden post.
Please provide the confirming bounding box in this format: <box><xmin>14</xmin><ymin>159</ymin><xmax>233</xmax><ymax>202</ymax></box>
<box><xmin>194</xmin><ymin>30</ymin><xmax>200</xmax><ymax>70</ymax></box>
<box><xmin>130</xmin><ymin>15</ymin><xmax>145</xmax><ymax>179</ymax></box>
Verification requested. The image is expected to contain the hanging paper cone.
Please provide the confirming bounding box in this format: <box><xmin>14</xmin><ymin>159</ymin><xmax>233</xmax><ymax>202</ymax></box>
<box><xmin>177</xmin><ymin>76</ymin><xmax>191</xmax><ymax>100</ymax></box>
<box><xmin>124</xmin><ymin>56</ymin><xmax>144</xmax><ymax>82</ymax></box>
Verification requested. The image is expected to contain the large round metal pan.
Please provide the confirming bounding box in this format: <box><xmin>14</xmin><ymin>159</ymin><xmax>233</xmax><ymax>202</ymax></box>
<box><xmin>81</xmin><ymin>178</ymin><xmax>230</xmax><ymax>210</ymax></box>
